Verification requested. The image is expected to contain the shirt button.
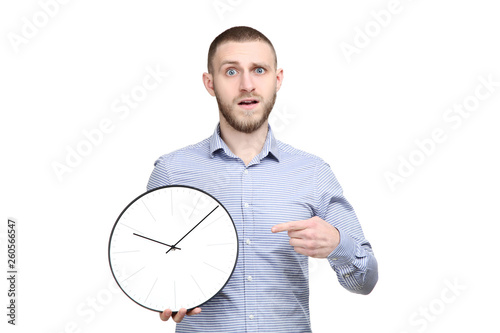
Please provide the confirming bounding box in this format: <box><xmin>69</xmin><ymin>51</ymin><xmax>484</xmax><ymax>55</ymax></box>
<box><xmin>249</xmin><ymin>315</ymin><xmax>254</xmax><ymax>320</ymax></box>
<box><xmin>244</xmin><ymin>169</ymin><xmax>249</xmax><ymax>174</ymax></box>
<box><xmin>246</xmin><ymin>239</ymin><xmax>251</xmax><ymax>245</ymax></box>
<box><xmin>244</xmin><ymin>202</ymin><xmax>249</xmax><ymax>208</ymax></box>
<box><xmin>247</xmin><ymin>275</ymin><xmax>253</xmax><ymax>282</ymax></box>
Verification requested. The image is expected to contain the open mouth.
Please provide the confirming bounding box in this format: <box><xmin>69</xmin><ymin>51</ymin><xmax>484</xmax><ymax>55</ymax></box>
<box><xmin>238</xmin><ymin>99</ymin><xmax>259</xmax><ymax>106</ymax></box>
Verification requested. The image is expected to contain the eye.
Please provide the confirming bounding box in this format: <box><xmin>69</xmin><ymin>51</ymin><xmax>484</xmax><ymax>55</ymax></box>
<box><xmin>255</xmin><ymin>67</ymin><xmax>265</xmax><ymax>74</ymax></box>
<box><xmin>226</xmin><ymin>69</ymin><xmax>237</xmax><ymax>76</ymax></box>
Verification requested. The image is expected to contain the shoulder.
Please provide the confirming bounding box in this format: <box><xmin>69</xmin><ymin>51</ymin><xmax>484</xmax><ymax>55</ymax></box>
<box><xmin>275</xmin><ymin>140</ymin><xmax>339</xmax><ymax>185</ymax></box>
<box><xmin>154</xmin><ymin>137</ymin><xmax>211</xmax><ymax>167</ymax></box>
<box><xmin>276</xmin><ymin>140</ymin><xmax>327</xmax><ymax>166</ymax></box>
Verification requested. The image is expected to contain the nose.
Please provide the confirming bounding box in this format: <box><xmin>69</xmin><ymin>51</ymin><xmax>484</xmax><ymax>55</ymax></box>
<box><xmin>239</xmin><ymin>70</ymin><xmax>255</xmax><ymax>93</ymax></box>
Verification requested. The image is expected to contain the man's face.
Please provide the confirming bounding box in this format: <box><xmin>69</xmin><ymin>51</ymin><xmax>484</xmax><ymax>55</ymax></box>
<box><xmin>204</xmin><ymin>41</ymin><xmax>283</xmax><ymax>134</ymax></box>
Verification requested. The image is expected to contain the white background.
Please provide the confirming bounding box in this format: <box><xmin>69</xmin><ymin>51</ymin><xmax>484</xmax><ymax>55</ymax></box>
<box><xmin>1</xmin><ymin>0</ymin><xmax>499</xmax><ymax>332</ymax></box>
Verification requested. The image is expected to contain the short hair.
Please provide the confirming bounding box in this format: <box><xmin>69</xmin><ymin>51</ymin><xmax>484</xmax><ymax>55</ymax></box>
<box><xmin>207</xmin><ymin>26</ymin><xmax>277</xmax><ymax>73</ymax></box>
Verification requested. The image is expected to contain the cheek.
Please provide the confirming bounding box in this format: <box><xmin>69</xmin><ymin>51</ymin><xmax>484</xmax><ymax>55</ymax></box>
<box><xmin>215</xmin><ymin>80</ymin><xmax>238</xmax><ymax>100</ymax></box>
<box><xmin>260</xmin><ymin>79</ymin><xmax>277</xmax><ymax>97</ymax></box>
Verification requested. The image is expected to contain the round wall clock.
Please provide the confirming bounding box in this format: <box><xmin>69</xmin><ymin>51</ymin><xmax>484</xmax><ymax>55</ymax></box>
<box><xmin>108</xmin><ymin>185</ymin><xmax>239</xmax><ymax>313</ymax></box>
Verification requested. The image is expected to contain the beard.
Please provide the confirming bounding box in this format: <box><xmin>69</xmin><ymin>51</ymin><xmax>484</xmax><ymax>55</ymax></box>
<box><xmin>215</xmin><ymin>89</ymin><xmax>277</xmax><ymax>134</ymax></box>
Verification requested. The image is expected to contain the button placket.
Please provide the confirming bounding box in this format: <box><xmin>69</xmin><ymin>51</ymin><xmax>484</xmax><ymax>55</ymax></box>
<box><xmin>241</xmin><ymin>165</ymin><xmax>257</xmax><ymax>330</ymax></box>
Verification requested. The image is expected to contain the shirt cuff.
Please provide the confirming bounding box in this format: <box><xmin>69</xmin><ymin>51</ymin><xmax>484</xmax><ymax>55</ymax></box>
<box><xmin>327</xmin><ymin>229</ymin><xmax>356</xmax><ymax>267</ymax></box>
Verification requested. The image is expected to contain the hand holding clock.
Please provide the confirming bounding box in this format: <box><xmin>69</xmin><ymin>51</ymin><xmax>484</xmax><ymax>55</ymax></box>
<box><xmin>160</xmin><ymin>308</ymin><xmax>202</xmax><ymax>323</ymax></box>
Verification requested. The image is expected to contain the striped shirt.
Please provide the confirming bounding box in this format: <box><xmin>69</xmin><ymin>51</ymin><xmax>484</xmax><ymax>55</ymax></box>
<box><xmin>147</xmin><ymin>123</ymin><xmax>378</xmax><ymax>333</ymax></box>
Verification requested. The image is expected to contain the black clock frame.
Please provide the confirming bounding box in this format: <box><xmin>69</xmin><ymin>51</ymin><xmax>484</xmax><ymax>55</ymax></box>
<box><xmin>108</xmin><ymin>184</ymin><xmax>239</xmax><ymax>313</ymax></box>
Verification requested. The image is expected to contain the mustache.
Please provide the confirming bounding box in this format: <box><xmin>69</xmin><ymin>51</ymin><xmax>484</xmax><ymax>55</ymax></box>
<box><xmin>234</xmin><ymin>94</ymin><xmax>262</xmax><ymax>102</ymax></box>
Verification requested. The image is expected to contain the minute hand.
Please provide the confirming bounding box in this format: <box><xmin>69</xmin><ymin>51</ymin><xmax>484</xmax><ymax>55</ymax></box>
<box><xmin>166</xmin><ymin>205</ymin><xmax>219</xmax><ymax>254</ymax></box>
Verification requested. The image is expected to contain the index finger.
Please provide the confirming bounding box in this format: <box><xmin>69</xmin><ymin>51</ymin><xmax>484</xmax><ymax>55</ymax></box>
<box><xmin>271</xmin><ymin>220</ymin><xmax>308</xmax><ymax>233</ymax></box>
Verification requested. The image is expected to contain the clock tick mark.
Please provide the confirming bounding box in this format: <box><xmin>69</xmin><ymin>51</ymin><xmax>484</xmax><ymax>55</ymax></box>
<box><xmin>200</xmin><ymin>214</ymin><xmax>224</xmax><ymax>230</ymax></box>
<box><xmin>122</xmin><ymin>266</ymin><xmax>146</xmax><ymax>282</ymax></box>
<box><xmin>189</xmin><ymin>195</ymin><xmax>202</xmax><ymax>219</ymax></box>
<box><xmin>203</xmin><ymin>261</ymin><xmax>227</xmax><ymax>274</ymax></box>
<box><xmin>174</xmin><ymin>281</ymin><xmax>177</xmax><ymax>309</ymax></box>
<box><xmin>191</xmin><ymin>275</ymin><xmax>206</xmax><ymax>298</ymax></box>
<box><xmin>171</xmin><ymin>191</ymin><xmax>174</xmax><ymax>216</ymax></box>
<box><xmin>112</xmin><ymin>250</ymin><xmax>140</xmax><ymax>254</ymax></box>
<box><xmin>145</xmin><ymin>277</ymin><xmax>159</xmax><ymax>303</ymax></box>
<box><xmin>121</xmin><ymin>223</ymin><xmax>143</xmax><ymax>234</ymax></box>
<box><xmin>142</xmin><ymin>200</ymin><xmax>156</xmax><ymax>222</ymax></box>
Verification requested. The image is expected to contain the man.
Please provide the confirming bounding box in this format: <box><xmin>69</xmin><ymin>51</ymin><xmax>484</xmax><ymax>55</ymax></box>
<box><xmin>147</xmin><ymin>26</ymin><xmax>378</xmax><ymax>332</ymax></box>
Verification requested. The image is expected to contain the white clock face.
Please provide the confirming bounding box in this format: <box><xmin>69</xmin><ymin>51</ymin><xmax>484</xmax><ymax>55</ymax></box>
<box><xmin>108</xmin><ymin>185</ymin><xmax>238</xmax><ymax>312</ymax></box>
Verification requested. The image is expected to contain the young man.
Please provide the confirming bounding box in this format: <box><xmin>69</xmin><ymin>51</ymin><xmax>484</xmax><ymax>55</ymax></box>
<box><xmin>147</xmin><ymin>26</ymin><xmax>378</xmax><ymax>333</ymax></box>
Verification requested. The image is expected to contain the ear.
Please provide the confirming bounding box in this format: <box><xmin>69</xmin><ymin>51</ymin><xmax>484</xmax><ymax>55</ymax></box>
<box><xmin>275</xmin><ymin>68</ymin><xmax>284</xmax><ymax>93</ymax></box>
<box><xmin>202</xmin><ymin>72</ymin><xmax>216</xmax><ymax>96</ymax></box>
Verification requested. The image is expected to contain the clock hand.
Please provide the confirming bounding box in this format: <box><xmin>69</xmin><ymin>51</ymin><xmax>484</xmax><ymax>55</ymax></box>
<box><xmin>166</xmin><ymin>205</ymin><xmax>219</xmax><ymax>254</ymax></box>
<box><xmin>133</xmin><ymin>233</ymin><xmax>181</xmax><ymax>250</ymax></box>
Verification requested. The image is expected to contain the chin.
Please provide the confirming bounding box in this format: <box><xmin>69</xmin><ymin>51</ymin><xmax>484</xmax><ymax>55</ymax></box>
<box><xmin>218</xmin><ymin>97</ymin><xmax>271</xmax><ymax>133</ymax></box>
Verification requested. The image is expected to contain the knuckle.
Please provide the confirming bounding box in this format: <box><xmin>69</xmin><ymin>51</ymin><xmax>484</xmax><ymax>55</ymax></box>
<box><xmin>304</xmin><ymin>229</ymin><xmax>314</xmax><ymax>240</ymax></box>
<box><xmin>294</xmin><ymin>246</ymin><xmax>303</xmax><ymax>254</ymax></box>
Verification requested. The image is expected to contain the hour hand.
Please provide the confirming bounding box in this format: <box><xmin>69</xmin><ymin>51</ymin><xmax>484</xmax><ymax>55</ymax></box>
<box><xmin>133</xmin><ymin>233</ymin><xmax>181</xmax><ymax>250</ymax></box>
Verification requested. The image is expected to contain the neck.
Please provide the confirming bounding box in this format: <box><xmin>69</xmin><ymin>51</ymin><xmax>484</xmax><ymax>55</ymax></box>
<box><xmin>219</xmin><ymin>118</ymin><xmax>268</xmax><ymax>166</ymax></box>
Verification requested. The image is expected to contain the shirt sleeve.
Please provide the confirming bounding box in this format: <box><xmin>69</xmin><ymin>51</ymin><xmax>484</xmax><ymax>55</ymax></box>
<box><xmin>146</xmin><ymin>155</ymin><xmax>172</xmax><ymax>191</ymax></box>
<box><xmin>315</xmin><ymin>160</ymin><xmax>378</xmax><ymax>295</ymax></box>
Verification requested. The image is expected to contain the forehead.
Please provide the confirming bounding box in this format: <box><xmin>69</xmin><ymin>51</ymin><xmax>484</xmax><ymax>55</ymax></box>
<box><xmin>213</xmin><ymin>41</ymin><xmax>275</xmax><ymax>68</ymax></box>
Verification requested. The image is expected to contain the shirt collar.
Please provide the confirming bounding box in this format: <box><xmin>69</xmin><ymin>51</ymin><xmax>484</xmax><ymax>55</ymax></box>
<box><xmin>209</xmin><ymin>123</ymin><xmax>281</xmax><ymax>162</ymax></box>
